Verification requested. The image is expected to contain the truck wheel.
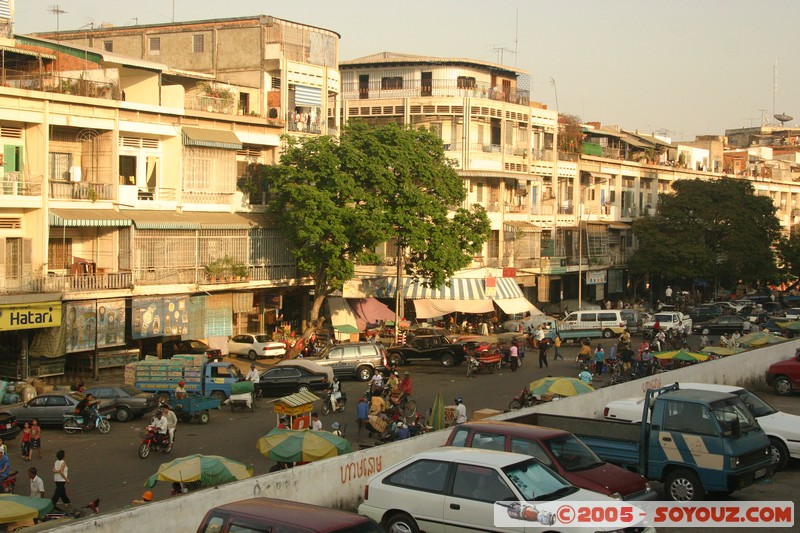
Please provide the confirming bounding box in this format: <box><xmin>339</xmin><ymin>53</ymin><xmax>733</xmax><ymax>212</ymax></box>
<box><xmin>211</xmin><ymin>390</ymin><xmax>226</xmax><ymax>404</ymax></box>
<box><xmin>774</xmin><ymin>376</ymin><xmax>793</xmax><ymax>396</ymax></box>
<box><xmin>665</xmin><ymin>469</ymin><xmax>704</xmax><ymax>501</ymax></box>
<box><xmin>357</xmin><ymin>366</ymin><xmax>373</xmax><ymax>382</ymax></box>
<box><xmin>389</xmin><ymin>353</ymin><xmax>403</xmax><ymax>366</ymax></box>
<box><xmin>199</xmin><ymin>411</ymin><xmax>210</xmax><ymax>424</ymax></box>
<box><xmin>770</xmin><ymin>437</ymin><xmax>790</xmax><ymax>470</ymax></box>
<box><xmin>602</xmin><ymin>329</ymin><xmax>614</xmax><ymax>339</ymax></box>
<box><xmin>440</xmin><ymin>353</ymin><xmax>454</xmax><ymax>367</ymax></box>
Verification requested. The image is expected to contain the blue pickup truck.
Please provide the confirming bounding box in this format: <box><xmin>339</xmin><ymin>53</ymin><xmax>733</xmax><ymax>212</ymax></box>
<box><xmin>521</xmin><ymin>384</ymin><xmax>774</xmax><ymax>501</ymax></box>
<box><xmin>132</xmin><ymin>360</ymin><xmax>239</xmax><ymax>403</ymax></box>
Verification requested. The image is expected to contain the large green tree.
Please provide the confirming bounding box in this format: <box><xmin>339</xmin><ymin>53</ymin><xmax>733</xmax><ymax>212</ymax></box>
<box><xmin>266</xmin><ymin>121</ymin><xmax>490</xmax><ymax>338</ymax></box>
<box><xmin>629</xmin><ymin>178</ymin><xmax>781</xmax><ymax>288</ymax></box>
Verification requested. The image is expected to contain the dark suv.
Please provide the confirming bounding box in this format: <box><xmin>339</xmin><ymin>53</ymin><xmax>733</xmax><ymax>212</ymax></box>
<box><xmin>690</xmin><ymin>304</ymin><xmax>723</xmax><ymax>323</ymax></box>
<box><xmin>388</xmin><ymin>334</ymin><xmax>466</xmax><ymax>367</ymax></box>
<box><xmin>306</xmin><ymin>342</ymin><xmax>388</xmax><ymax>382</ymax></box>
<box><xmin>160</xmin><ymin>339</ymin><xmax>222</xmax><ymax>360</ymax></box>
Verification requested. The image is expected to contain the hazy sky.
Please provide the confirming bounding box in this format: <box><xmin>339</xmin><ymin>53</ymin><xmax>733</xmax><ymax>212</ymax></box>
<box><xmin>13</xmin><ymin>0</ymin><xmax>800</xmax><ymax>141</ymax></box>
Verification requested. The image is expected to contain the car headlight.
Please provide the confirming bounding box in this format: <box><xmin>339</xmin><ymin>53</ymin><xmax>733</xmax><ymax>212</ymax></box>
<box><xmin>610</xmin><ymin>491</ymin><xmax>622</xmax><ymax>500</ymax></box>
<box><xmin>730</xmin><ymin>456</ymin><xmax>741</xmax><ymax>468</ymax></box>
<box><xmin>644</xmin><ymin>481</ymin><xmax>652</xmax><ymax>492</ymax></box>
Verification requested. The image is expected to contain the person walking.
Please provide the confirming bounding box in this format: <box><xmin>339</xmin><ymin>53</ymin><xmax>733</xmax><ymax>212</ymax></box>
<box><xmin>594</xmin><ymin>344</ymin><xmax>605</xmax><ymax>376</ymax></box>
<box><xmin>20</xmin><ymin>422</ymin><xmax>32</xmax><ymax>461</ymax></box>
<box><xmin>356</xmin><ymin>395</ymin><xmax>369</xmax><ymax>439</ymax></box>
<box><xmin>553</xmin><ymin>334</ymin><xmax>563</xmax><ymax>360</ymax></box>
<box><xmin>538</xmin><ymin>337</ymin><xmax>550</xmax><ymax>369</ymax></box>
<box><xmin>29</xmin><ymin>467</ymin><xmax>44</xmax><ymax>498</ymax></box>
<box><xmin>51</xmin><ymin>450</ymin><xmax>70</xmax><ymax>508</ymax></box>
<box><xmin>509</xmin><ymin>341</ymin><xmax>519</xmax><ymax>372</ymax></box>
<box><xmin>454</xmin><ymin>397</ymin><xmax>468</xmax><ymax>425</ymax></box>
<box><xmin>31</xmin><ymin>419</ymin><xmax>42</xmax><ymax>460</ymax></box>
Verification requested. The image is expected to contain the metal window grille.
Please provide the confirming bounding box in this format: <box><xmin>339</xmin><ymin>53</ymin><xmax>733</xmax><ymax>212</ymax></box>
<box><xmin>5</xmin><ymin>237</ymin><xmax>20</xmax><ymax>278</ymax></box>
<box><xmin>48</xmin><ymin>238</ymin><xmax>72</xmax><ymax>270</ymax></box>
<box><xmin>183</xmin><ymin>147</ymin><xmax>236</xmax><ymax>193</ymax></box>
<box><xmin>193</xmin><ymin>34</ymin><xmax>204</xmax><ymax>53</ymax></box>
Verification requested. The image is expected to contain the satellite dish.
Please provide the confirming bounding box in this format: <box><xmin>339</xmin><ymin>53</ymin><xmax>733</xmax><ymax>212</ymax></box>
<box><xmin>774</xmin><ymin>113</ymin><xmax>793</xmax><ymax>125</ymax></box>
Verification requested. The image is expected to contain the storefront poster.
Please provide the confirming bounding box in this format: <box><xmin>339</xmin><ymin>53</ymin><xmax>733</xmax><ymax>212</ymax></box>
<box><xmin>96</xmin><ymin>299</ymin><xmax>126</xmax><ymax>349</ymax></box>
<box><xmin>65</xmin><ymin>301</ymin><xmax>97</xmax><ymax>353</ymax></box>
<box><xmin>132</xmin><ymin>296</ymin><xmax>189</xmax><ymax>339</ymax></box>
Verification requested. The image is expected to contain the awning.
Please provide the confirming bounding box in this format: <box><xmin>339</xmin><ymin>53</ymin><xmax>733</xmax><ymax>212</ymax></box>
<box><xmin>414</xmin><ymin>299</ymin><xmax>494</xmax><ymax>319</ymax></box>
<box><xmin>493</xmin><ymin>277</ymin><xmax>524</xmax><ymax>299</ymax></box>
<box><xmin>0</xmin><ymin>46</ymin><xmax>56</xmax><ymax>60</ymax></box>
<box><xmin>386</xmin><ymin>277</ymin><xmax>485</xmax><ymax>300</ymax></box>
<box><xmin>275</xmin><ymin>391</ymin><xmax>321</xmax><ymax>408</ymax></box>
<box><xmin>198</xmin><ymin>212</ymin><xmax>258</xmax><ymax>230</ymax></box>
<box><xmin>608</xmin><ymin>222</ymin><xmax>631</xmax><ymax>230</ymax></box>
<box><xmin>348</xmin><ymin>298</ymin><xmax>395</xmax><ymax>330</ymax></box>
<box><xmin>182</xmin><ymin>127</ymin><xmax>242</xmax><ymax>150</ymax></box>
<box><xmin>49</xmin><ymin>208</ymin><xmax>132</xmax><ymax>227</ymax></box>
<box><xmin>327</xmin><ymin>297</ymin><xmax>360</xmax><ymax>331</ymax></box>
<box><xmin>333</xmin><ymin>324</ymin><xmax>360</xmax><ymax>333</ymax></box>
<box><xmin>122</xmin><ymin>210</ymin><xmax>256</xmax><ymax>230</ymax></box>
<box><xmin>494</xmin><ymin>297</ymin><xmax>541</xmax><ymax>315</ymax></box>
<box><xmin>294</xmin><ymin>85</ymin><xmax>322</xmax><ymax>107</ymax></box>
<box><xmin>503</xmin><ymin>220</ymin><xmax>541</xmax><ymax>232</ymax></box>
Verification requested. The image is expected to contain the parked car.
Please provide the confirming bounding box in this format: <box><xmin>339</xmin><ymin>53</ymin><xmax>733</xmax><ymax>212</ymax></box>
<box><xmin>407</xmin><ymin>327</ymin><xmax>456</xmax><ymax>342</ymax></box>
<box><xmin>358</xmin><ymin>447</ymin><xmax>652</xmax><ymax>533</ymax></box>
<box><xmin>0</xmin><ymin>393</ymin><xmax>114</xmax><ymax>426</ymax></box>
<box><xmin>306</xmin><ymin>342</ymin><xmax>387</xmax><ymax>381</ymax></box>
<box><xmin>783</xmin><ymin>307</ymin><xmax>800</xmax><ymax>320</ymax></box>
<box><xmin>691</xmin><ymin>315</ymin><xmax>749</xmax><ymax>336</ymax></box>
<box><xmin>642</xmin><ymin>311</ymin><xmax>692</xmax><ymax>334</ymax></box>
<box><xmin>766</xmin><ymin>350</ymin><xmax>800</xmax><ymax>396</ymax></box>
<box><xmin>160</xmin><ymin>339</ymin><xmax>222</xmax><ymax>360</ymax></box>
<box><xmin>256</xmin><ymin>359</ymin><xmax>333</xmax><ymax>397</ymax></box>
<box><xmin>387</xmin><ymin>334</ymin><xmax>466</xmax><ymax>367</ymax></box>
<box><xmin>543</xmin><ymin>299</ymin><xmax>600</xmax><ymax>318</ymax></box>
<box><xmin>502</xmin><ymin>314</ymin><xmax>551</xmax><ymax>333</ymax></box>
<box><xmin>83</xmin><ymin>385</ymin><xmax>158</xmax><ymax>422</ymax></box>
<box><xmin>445</xmin><ymin>420</ymin><xmax>655</xmax><ymax>500</ymax></box>
<box><xmin>746</xmin><ymin>307</ymin><xmax>769</xmax><ymax>324</ymax></box>
<box><xmin>227</xmin><ymin>334</ymin><xmax>286</xmax><ymax>360</ymax></box>
<box><xmin>0</xmin><ymin>413</ymin><xmax>20</xmax><ymax>440</ymax></box>
<box><xmin>761</xmin><ymin>301</ymin><xmax>785</xmax><ymax>316</ymax></box>
<box><xmin>197</xmin><ymin>497</ymin><xmax>383</xmax><ymax>533</ymax></box>
<box><xmin>689</xmin><ymin>304</ymin><xmax>723</xmax><ymax>323</ymax></box>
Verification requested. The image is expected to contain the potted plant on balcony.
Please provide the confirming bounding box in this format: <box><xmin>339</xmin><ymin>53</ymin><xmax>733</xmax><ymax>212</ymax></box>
<box><xmin>205</xmin><ymin>260</ymin><xmax>225</xmax><ymax>283</ymax></box>
<box><xmin>232</xmin><ymin>262</ymin><xmax>249</xmax><ymax>282</ymax></box>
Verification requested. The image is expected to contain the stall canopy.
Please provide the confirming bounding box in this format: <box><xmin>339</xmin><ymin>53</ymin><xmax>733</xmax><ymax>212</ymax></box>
<box><xmin>327</xmin><ymin>297</ymin><xmax>359</xmax><ymax>331</ymax></box>
<box><xmin>414</xmin><ymin>298</ymin><xmax>494</xmax><ymax>319</ymax></box>
<box><xmin>348</xmin><ymin>298</ymin><xmax>395</xmax><ymax>330</ymax></box>
<box><xmin>493</xmin><ymin>278</ymin><xmax>542</xmax><ymax>315</ymax></box>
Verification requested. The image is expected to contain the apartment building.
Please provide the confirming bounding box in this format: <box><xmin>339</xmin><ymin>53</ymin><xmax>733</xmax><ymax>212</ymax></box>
<box><xmin>0</xmin><ymin>22</ymin><xmax>334</xmax><ymax>379</ymax></box>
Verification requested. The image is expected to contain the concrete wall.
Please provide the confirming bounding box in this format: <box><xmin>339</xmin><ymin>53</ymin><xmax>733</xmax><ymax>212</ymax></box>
<box><xmin>54</xmin><ymin>339</ymin><xmax>800</xmax><ymax>533</ymax></box>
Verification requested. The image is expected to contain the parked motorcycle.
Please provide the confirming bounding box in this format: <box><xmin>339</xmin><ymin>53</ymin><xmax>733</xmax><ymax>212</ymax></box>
<box><xmin>63</xmin><ymin>405</ymin><xmax>111</xmax><ymax>434</ymax></box>
<box><xmin>508</xmin><ymin>387</ymin><xmax>538</xmax><ymax>411</ymax></box>
<box><xmin>1</xmin><ymin>471</ymin><xmax>17</xmax><ymax>494</ymax></box>
<box><xmin>41</xmin><ymin>498</ymin><xmax>100</xmax><ymax>521</ymax></box>
<box><xmin>465</xmin><ymin>351</ymin><xmax>502</xmax><ymax>377</ymax></box>
<box><xmin>138</xmin><ymin>425</ymin><xmax>173</xmax><ymax>458</ymax></box>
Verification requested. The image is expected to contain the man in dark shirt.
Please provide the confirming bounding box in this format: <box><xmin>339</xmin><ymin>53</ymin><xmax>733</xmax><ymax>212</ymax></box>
<box><xmin>75</xmin><ymin>393</ymin><xmax>99</xmax><ymax>428</ymax></box>
<box><xmin>620</xmin><ymin>344</ymin><xmax>635</xmax><ymax>372</ymax></box>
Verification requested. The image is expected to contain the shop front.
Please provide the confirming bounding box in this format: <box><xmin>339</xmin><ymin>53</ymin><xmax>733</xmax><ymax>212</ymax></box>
<box><xmin>0</xmin><ymin>299</ymin><xmax>63</xmax><ymax>379</ymax></box>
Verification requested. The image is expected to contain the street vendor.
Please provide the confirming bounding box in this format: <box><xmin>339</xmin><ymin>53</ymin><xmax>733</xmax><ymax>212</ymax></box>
<box><xmin>174</xmin><ymin>381</ymin><xmax>187</xmax><ymax>399</ymax></box>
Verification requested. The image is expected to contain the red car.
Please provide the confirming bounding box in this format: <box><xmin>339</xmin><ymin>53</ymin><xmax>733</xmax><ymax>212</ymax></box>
<box><xmin>766</xmin><ymin>350</ymin><xmax>800</xmax><ymax>395</ymax></box>
<box><xmin>446</xmin><ymin>420</ymin><xmax>656</xmax><ymax>500</ymax></box>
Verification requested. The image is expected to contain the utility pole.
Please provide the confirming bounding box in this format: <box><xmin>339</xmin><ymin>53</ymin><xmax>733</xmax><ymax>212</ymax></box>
<box><xmin>48</xmin><ymin>5</ymin><xmax>66</xmax><ymax>32</ymax></box>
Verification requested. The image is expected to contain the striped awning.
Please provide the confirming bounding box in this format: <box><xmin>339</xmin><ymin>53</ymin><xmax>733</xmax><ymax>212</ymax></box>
<box><xmin>49</xmin><ymin>208</ymin><xmax>132</xmax><ymax>227</ymax></box>
<box><xmin>182</xmin><ymin>127</ymin><xmax>242</xmax><ymax>150</ymax></box>
<box><xmin>294</xmin><ymin>85</ymin><xmax>322</xmax><ymax>107</ymax></box>
<box><xmin>386</xmin><ymin>278</ymin><xmax>486</xmax><ymax>300</ymax></box>
<box><xmin>494</xmin><ymin>277</ymin><xmax>525</xmax><ymax>299</ymax></box>
<box><xmin>275</xmin><ymin>391</ymin><xmax>321</xmax><ymax>408</ymax></box>
<box><xmin>123</xmin><ymin>211</ymin><xmax>256</xmax><ymax>230</ymax></box>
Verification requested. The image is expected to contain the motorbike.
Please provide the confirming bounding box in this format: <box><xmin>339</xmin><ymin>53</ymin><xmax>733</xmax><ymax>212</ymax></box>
<box><xmin>138</xmin><ymin>425</ymin><xmax>173</xmax><ymax>458</ymax></box>
<box><xmin>576</xmin><ymin>354</ymin><xmax>593</xmax><ymax>371</ymax></box>
<box><xmin>321</xmin><ymin>388</ymin><xmax>347</xmax><ymax>415</ymax></box>
<box><xmin>465</xmin><ymin>351</ymin><xmax>502</xmax><ymax>377</ymax></box>
<box><xmin>508</xmin><ymin>387</ymin><xmax>538</xmax><ymax>411</ymax></box>
<box><xmin>63</xmin><ymin>405</ymin><xmax>111</xmax><ymax>434</ymax></box>
<box><xmin>0</xmin><ymin>471</ymin><xmax>17</xmax><ymax>493</ymax></box>
<box><xmin>41</xmin><ymin>498</ymin><xmax>100</xmax><ymax>521</ymax></box>
<box><xmin>365</xmin><ymin>385</ymin><xmax>416</xmax><ymax>418</ymax></box>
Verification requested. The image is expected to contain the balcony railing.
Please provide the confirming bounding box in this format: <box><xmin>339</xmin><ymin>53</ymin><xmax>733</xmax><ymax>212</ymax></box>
<box><xmin>287</xmin><ymin>112</ymin><xmax>322</xmax><ymax>134</ymax></box>
<box><xmin>0</xmin><ymin>174</ymin><xmax>42</xmax><ymax>196</ymax></box>
<box><xmin>49</xmin><ymin>181</ymin><xmax>114</xmax><ymax>201</ymax></box>
<box><xmin>136</xmin><ymin>187</ymin><xmax>177</xmax><ymax>202</ymax></box>
<box><xmin>182</xmin><ymin>191</ymin><xmax>234</xmax><ymax>204</ymax></box>
<box><xmin>0</xmin><ymin>272</ymin><xmax>133</xmax><ymax>294</ymax></box>
<box><xmin>185</xmin><ymin>94</ymin><xmax>237</xmax><ymax>115</ymax></box>
<box><xmin>343</xmin><ymin>79</ymin><xmax>530</xmax><ymax>105</ymax></box>
<box><xmin>4</xmin><ymin>70</ymin><xmax>122</xmax><ymax>99</ymax></box>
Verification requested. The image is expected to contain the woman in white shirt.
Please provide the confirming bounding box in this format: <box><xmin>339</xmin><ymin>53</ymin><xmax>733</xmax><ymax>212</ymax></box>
<box><xmin>51</xmin><ymin>450</ymin><xmax>70</xmax><ymax>507</ymax></box>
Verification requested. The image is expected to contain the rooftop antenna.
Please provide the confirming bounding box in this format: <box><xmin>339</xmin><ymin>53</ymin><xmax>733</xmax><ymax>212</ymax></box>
<box><xmin>514</xmin><ymin>7</ymin><xmax>519</xmax><ymax>68</ymax></box>
<box><xmin>550</xmin><ymin>78</ymin><xmax>559</xmax><ymax>112</ymax></box>
<box><xmin>774</xmin><ymin>112</ymin><xmax>793</xmax><ymax>127</ymax></box>
<box><xmin>48</xmin><ymin>5</ymin><xmax>67</xmax><ymax>31</ymax></box>
<box><xmin>490</xmin><ymin>44</ymin><xmax>514</xmax><ymax>65</ymax></box>
<box><xmin>772</xmin><ymin>59</ymin><xmax>778</xmax><ymax>125</ymax></box>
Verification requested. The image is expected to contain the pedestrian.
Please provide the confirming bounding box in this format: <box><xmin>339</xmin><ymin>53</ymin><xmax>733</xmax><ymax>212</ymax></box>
<box><xmin>665</xmin><ymin>285</ymin><xmax>673</xmax><ymax>304</ymax></box>
<box><xmin>20</xmin><ymin>421</ymin><xmax>32</xmax><ymax>461</ymax></box>
<box><xmin>310</xmin><ymin>412</ymin><xmax>322</xmax><ymax>431</ymax></box>
<box><xmin>0</xmin><ymin>437</ymin><xmax>7</xmax><ymax>456</ymax></box>
<box><xmin>29</xmin><ymin>467</ymin><xmax>44</xmax><ymax>498</ymax></box>
<box><xmin>509</xmin><ymin>341</ymin><xmax>519</xmax><ymax>372</ymax></box>
<box><xmin>594</xmin><ymin>344</ymin><xmax>605</xmax><ymax>376</ymax></box>
<box><xmin>31</xmin><ymin>419</ymin><xmax>42</xmax><ymax>459</ymax></box>
<box><xmin>356</xmin><ymin>395</ymin><xmax>369</xmax><ymax>439</ymax></box>
<box><xmin>454</xmin><ymin>397</ymin><xmax>468</xmax><ymax>425</ymax></box>
<box><xmin>538</xmin><ymin>337</ymin><xmax>550</xmax><ymax>369</ymax></box>
<box><xmin>51</xmin><ymin>450</ymin><xmax>70</xmax><ymax>508</ymax></box>
<box><xmin>553</xmin><ymin>334</ymin><xmax>563</xmax><ymax>360</ymax></box>
<box><xmin>578</xmin><ymin>370</ymin><xmax>593</xmax><ymax>385</ymax></box>
<box><xmin>331</xmin><ymin>421</ymin><xmax>343</xmax><ymax>437</ymax></box>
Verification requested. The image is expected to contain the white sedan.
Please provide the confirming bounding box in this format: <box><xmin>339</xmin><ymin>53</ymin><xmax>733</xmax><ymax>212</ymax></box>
<box><xmin>784</xmin><ymin>307</ymin><xmax>800</xmax><ymax>320</ymax></box>
<box><xmin>358</xmin><ymin>447</ymin><xmax>656</xmax><ymax>533</ymax></box>
<box><xmin>227</xmin><ymin>334</ymin><xmax>286</xmax><ymax>360</ymax></box>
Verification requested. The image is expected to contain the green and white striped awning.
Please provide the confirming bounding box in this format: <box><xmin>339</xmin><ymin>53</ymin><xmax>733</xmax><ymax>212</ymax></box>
<box><xmin>275</xmin><ymin>391</ymin><xmax>321</xmax><ymax>408</ymax></box>
<box><xmin>122</xmin><ymin>211</ymin><xmax>256</xmax><ymax>230</ymax></box>
<box><xmin>182</xmin><ymin>127</ymin><xmax>242</xmax><ymax>150</ymax></box>
<box><xmin>49</xmin><ymin>208</ymin><xmax>132</xmax><ymax>227</ymax></box>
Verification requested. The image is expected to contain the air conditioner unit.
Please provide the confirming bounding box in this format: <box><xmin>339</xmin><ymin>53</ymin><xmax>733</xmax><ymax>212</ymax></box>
<box><xmin>267</xmin><ymin>108</ymin><xmax>279</xmax><ymax>119</ymax></box>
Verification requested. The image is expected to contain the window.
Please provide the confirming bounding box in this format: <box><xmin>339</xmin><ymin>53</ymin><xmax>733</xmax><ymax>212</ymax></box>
<box><xmin>451</xmin><ymin>464</ymin><xmax>515</xmax><ymax>502</ymax></box>
<box><xmin>5</xmin><ymin>237</ymin><xmax>20</xmax><ymax>278</ymax></box>
<box><xmin>457</xmin><ymin>76</ymin><xmax>476</xmax><ymax>89</ymax></box>
<box><xmin>663</xmin><ymin>401</ymin><xmax>716</xmax><ymax>435</ymax></box>
<box><xmin>193</xmin><ymin>34</ymin><xmax>205</xmax><ymax>53</ymax></box>
<box><xmin>510</xmin><ymin>438</ymin><xmax>553</xmax><ymax>467</ymax></box>
<box><xmin>581</xmin><ymin>313</ymin><xmax>597</xmax><ymax>322</ymax></box>
<box><xmin>449</xmin><ymin>428</ymin><xmax>469</xmax><ymax>447</ymax></box>
<box><xmin>386</xmin><ymin>459</ymin><xmax>450</xmax><ymax>493</ymax></box>
<box><xmin>598</xmin><ymin>313</ymin><xmax>617</xmax><ymax>322</ymax></box>
<box><xmin>472</xmin><ymin>431</ymin><xmax>506</xmax><ymax>452</ymax></box>
<box><xmin>48</xmin><ymin>238</ymin><xmax>72</xmax><ymax>270</ymax></box>
<box><xmin>47</xmin><ymin>396</ymin><xmax>69</xmax><ymax>407</ymax></box>
<box><xmin>380</xmin><ymin>76</ymin><xmax>402</xmax><ymax>90</ymax></box>
<box><xmin>103</xmin><ymin>40</ymin><xmax>113</xmax><ymax>52</ymax></box>
<box><xmin>49</xmin><ymin>153</ymin><xmax>72</xmax><ymax>181</ymax></box>
<box><xmin>119</xmin><ymin>155</ymin><xmax>136</xmax><ymax>185</ymax></box>
<box><xmin>149</xmin><ymin>37</ymin><xmax>161</xmax><ymax>55</ymax></box>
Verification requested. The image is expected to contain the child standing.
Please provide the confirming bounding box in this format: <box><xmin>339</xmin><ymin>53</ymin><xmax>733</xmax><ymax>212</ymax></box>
<box><xmin>31</xmin><ymin>419</ymin><xmax>42</xmax><ymax>459</ymax></box>
<box><xmin>20</xmin><ymin>422</ymin><xmax>32</xmax><ymax>461</ymax></box>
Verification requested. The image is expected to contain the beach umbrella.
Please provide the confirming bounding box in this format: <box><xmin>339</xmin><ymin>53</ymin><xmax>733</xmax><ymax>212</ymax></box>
<box><xmin>257</xmin><ymin>428</ymin><xmax>352</xmax><ymax>463</ymax></box>
<box><xmin>0</xmin><ymin>494</ymin><xmax>53</xmax><ymax>523</ymax></box>
<box><xmin>430</xmin><ymin>392</ymin><xmax>445</xmax><ymax>431</ymax></box>
<box><xmin>145</xmin><ymin>454</ymin><xmax>253</xmax><ymax>489</ymax></box>
<box><xmin>738</xmin><ymin>331</ymin><xmax>784</xmax><ymax>348</ymax></box>
<box><xmin>700</xmin><ymin>346</ymin><xmax>745</xmax><ymax>356</ymax></box>
<box><xmin>776</xmin><ymin>321</ymin><xmax>800</xmax><ymax>332</ymax></box>
<box><xmin>527</xmin><ymin>377</ymin><xmax>594</xmax><ymax>397</ymax></box>
<box><xmin>654</xmin><ymin>349</ymin><xmax>709</xmax><ymax>362</ymax></box>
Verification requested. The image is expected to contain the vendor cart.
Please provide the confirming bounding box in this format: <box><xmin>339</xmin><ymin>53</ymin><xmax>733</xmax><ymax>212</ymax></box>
<box><xmin>169</xmin><ymin>395</ymin><xmax>220</xmax><ymax>424</ymax></box>
<box><xmin>273</xmin><ymin>390</ymin><xmax>321</xmax><ymax>430</ymax></box>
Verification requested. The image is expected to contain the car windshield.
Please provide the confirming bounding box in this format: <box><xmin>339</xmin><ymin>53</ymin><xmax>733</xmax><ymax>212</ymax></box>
<box><xmin>502</xmin><ymin>458</ymin><xmax>577</xmax><ymax>501</ymax></box>
<box><xmin>121</xmin><ymin>386</ymin><xmax>143</xmax><ymax>396</ymax></box>
<box><xmin>544</xmin><ymin>434</ymin><xmax>604</xmax><ymax>472</ymax></box>
<box><xmin>734</xmin><ymin>390</ymin><xmax>777</xmax><ymax>418</ymax></box>
<box><xmin>254</xmin><ymin>335</ymin><xmax>274</xmax><ymax>343</ymax></box>
<box><xmin>711</xmin><ymin>397</ymin><xmax>759</xmax><ymax>435</ymax></box>
<box><xmin>653</xmin><ymin>314</ymin><xmax>673</xmax><ymax>322</ymax></box>
<box><xmin>187</xmin><ymin>340</ymin><xmax>207</xmax><ymax>349</ymax></box>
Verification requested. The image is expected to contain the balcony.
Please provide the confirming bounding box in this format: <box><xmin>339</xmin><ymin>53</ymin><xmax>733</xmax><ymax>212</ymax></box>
<box><xmin>0</xmin><ymin>271</ymin><xmax>133</xmax><ymax>294</ymax></box>
<box><xmin>49</xmin><ymin>181</ymin><xmax>114</xmax><ymax>201</ymax></box>
<box><xmin>4</xmin><ymin>71</ymin><xmax>121</xmax><ymax>100</ymax></box>
<box><xmin>185</xmin><ymin>94</ymin><xmax>237</xmax><ymax>115</ymax></box>
<box><xmin>287</xmin><ymin>112</ymin><xmax>322</xmax><ymax>134</ymax></box>
<box><xmin>0</xmin><ymin>174</ymin><xmax>42</xmax><ymax>197</ymax></box>
<box><xmin>342</xmin><ymin>79</ymin><xmax>530</xmax><ymax>105</ymax></box>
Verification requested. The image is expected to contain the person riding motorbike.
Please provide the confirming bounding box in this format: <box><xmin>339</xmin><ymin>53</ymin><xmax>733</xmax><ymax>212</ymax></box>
<box><xmin>328</xmin><ymin>377</ymin><xmax>343</xmax><ymax>412</ymax></box>
<box><xmin>74</xmin><ymin>393</ymin><xmax>100</xmax><ymax>429</ymax></box>
<box><xmin>160</xmin><ymin>403</ymin><xmax>178</xmax><ymax>445</ymax></box>
<box><xmin>150</xmin><ymin>409</ymin><xmax>170</xmax><ymax>446</ymax></box>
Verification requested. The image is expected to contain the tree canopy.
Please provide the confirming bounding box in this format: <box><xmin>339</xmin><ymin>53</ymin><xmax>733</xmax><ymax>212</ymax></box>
<box><xmin>266</xmin><ymin>121</ymin><xmax>491</xmax><ymax>334</ymax></box>
<box><xmin>628</xmin><ymin>178</ymin><xmax>781</xmax><ymax>287</ymax></box>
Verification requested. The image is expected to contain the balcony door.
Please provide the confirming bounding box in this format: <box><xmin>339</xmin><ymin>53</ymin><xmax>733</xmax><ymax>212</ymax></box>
<box><xmin>421</xmin><ymin>72</ymin><xmax>432</xmax><ymax>96</ymax></box>
<box><xmin>359</xmin><ymin>75</ymin><xmax>369</xmax><ymax>99</ymax></box>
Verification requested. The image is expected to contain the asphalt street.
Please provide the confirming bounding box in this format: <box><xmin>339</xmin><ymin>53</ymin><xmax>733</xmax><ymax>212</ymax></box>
<box><xmin>11</xmin><ymin>339</ymin><xmax>800</xmax><ymax>532</ymax></box>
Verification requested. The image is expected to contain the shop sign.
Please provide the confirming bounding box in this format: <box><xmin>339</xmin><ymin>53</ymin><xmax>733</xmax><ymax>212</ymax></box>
<box><xmin>585</xmin><ymin>270</ymin><xmax>608</xmax><ymax>285</ymax></box>
<box><xmin>485</xmin><ymin>277</ymin><xmax>497</xmax><ymax>297</ymax></box>
<box><xmin>132</xmin><ymin>296</ymin><xmax>189</xmax><ymax>339</ymax></box>
<box><xmin>0</xmin><ymin>302</ymin><xmax>62</xmax><ymax>331</ymax></box>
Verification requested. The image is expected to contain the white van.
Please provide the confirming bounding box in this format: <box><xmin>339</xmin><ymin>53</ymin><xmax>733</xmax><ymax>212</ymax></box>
<box><xmin>558</xmin><ymin>309</ymin><xmax>630</xmax><ymax>340</ymax></box>
<box><xmin>603</xmin><ymin>382</ymin><xmax>800</xmax><ymax>470</ymax></box>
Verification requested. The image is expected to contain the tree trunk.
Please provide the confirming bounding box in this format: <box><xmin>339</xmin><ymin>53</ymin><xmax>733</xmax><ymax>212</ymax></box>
<box><xmin>286</xmin><ymin>292</ymin><xmax>327</xmax><ymax>359</ymax></box>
